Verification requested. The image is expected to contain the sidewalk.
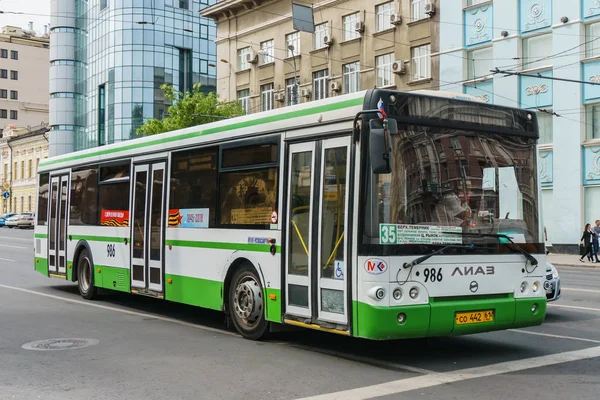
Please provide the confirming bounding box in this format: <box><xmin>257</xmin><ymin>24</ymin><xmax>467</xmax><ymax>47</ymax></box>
<box><xmin>548</xmin><ymin>253</ymin><xmax>600</xmax><ymax>268</ymax></box>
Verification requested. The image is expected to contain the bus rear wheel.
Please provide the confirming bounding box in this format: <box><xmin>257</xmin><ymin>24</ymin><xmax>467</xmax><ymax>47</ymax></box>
<box><xmin>228</xmin><ymin>264</ymin><xmax>268</xmax><ymax>340</ymax></box>
<box><xmin>77</xmin><ymin>249</ymin><xmax>98</xmax><ymax>300</ymax></box>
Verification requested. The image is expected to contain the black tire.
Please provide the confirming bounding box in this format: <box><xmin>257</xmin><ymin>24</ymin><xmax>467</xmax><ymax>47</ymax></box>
<box><xmin>228</xmin><ymin>263</ymin><xmax>269</xmax><ymax>340</ymax></box>
<box><xmin>77</xmin><ymin>248</ymin><xmax>98</xmax><ymax>300</ymax></box>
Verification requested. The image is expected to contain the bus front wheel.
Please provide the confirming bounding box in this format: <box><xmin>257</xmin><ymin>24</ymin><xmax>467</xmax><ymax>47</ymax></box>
<box><xmin>228</xmin><ymin>263</ymin><xmax>268</xmax><ymax>340</ymax></box>
<box><xmin>77</xmin><ymin>248</ymin><xmax>98</xmax><ymax>300</ymax></box>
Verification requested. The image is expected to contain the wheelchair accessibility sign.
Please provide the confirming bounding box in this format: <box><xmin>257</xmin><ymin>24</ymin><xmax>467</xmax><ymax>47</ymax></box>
<box><xmin>334</xmin><ymin>260</ymin><xmax>344</xmax><ymax>280</ymax></box>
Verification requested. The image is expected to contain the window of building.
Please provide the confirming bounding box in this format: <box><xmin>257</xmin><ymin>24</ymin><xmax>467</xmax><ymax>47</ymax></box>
<box><xmin>343</xmin><ymin>13</ymin><xmax>361</xmax><ymax>41</ymax></box>
<box><xmin>28</xmin><ymin>159</ymin><xmax>32</xmax><ymax>178</ymax></box>
<box><xmin>3</xmin><ymin>163</ymin><xmax>7</xmax><ymax>182</ymax></box>
<box><xmin>0</xmin><ymin>70</ymin><xmax>6</xmax><ymax>79</ymax></box>
<box><xmin>10</xmin><ymin>70</ymin><xmax>17</xmax><ymax>80</ymax></box>
<box><xmin>98</xmin><ymin>85</ymin><xmax>106</xmax><ymax>146</ymax></box>
<box><xmin>28</xmin><ymin>195</ymin><xmax>31</xmax><ymax>212</ymax></box>
<box><xmin>10</xmin><ymin>50</ymin><xmax>17</xmax><ymax>60</ymax></box>
<box><xmin>412</xmin><ymin>44</ymin><xmax>431</xmax><ymax>80</ymax></box>
<box><xmin>376</xmin><ymin>2</ymin><xmax>394</xmax><ymax>32</ymax></box>
<box><xmin>0</xmin><ymin>109</ymin><xmax>7</xmax><ymax>119</ymax></box>
<box><xmin>238</xmin><ymin>47</ymin><xmax>250</xmax><ymax>71</ymax></box>
<box><xmin>0</xmin><ymin>90</ymin><xmax>7</xmax><ymax>99</ymax></box>
<box><xmin>586</xmin><ymin>23</ymin><xmax>600</xmax><ymax>59</ymax></box>
<box><xmin>100</xmin><ymin>0</ymin><xmax>108</xmax><ymax>9</ymax></box>
<box><xmin>286</xmin><ymin>77</ymin><xmax>299</xmax><ymax>106</ymax></box>
<box><xmin>313</xmin><ymin>69</ymin><xmax>328</xmax><ymax>100</ymax></box>
<box><xmin>178</xmin><ymin>48</ymin><xmax>192</xmax><ymax>94</ymax></box>
<box><xmin>20</xmin><ymin>161</ymin><xmax>24</xmax><ymax>181</ymax></box>
<box><xmin>261</xmin><ymin>83</ymin><xmax>274</xmax><ymax>111</ymax></box>
<box><xmin>13</xmin><ymin>162</ymin><xmax>16</xmax><ymax>180</ymax></box>
<box><xmin>219</xmin><ymin>142</ymin><xmax>279</xmax><ymax>228</ymax></box>
<box><xmin>10</xmin><ymin>90</ymin><xmax>17</xmax><ymax>100</ymax></box>
<box><xmin>98</xmin><ymin>163</ymin><xmax>130</xmax><ymax>227</ymax></box>
<box><xmin>10</xmin><ymin>110</ymin><xmax>17</xmax><ymax>120</ymax></box>
<box><xmin>286</xmin><ymin>32</ymin><xmax>300</xmax><ymax>57</ymax></box>
<box><xmin>170</xmin><ymin>146</ymin><xmax>218</xmax><ymax>227</ymax></box>
<box><xmin>537</xmin><ymin>112</ymin><xmax>553</xmax><ymax>144</ymax></box>
<box><xmin>260</xmin><ymin>40</ymin><xmax>274</xmax><ymax>64</ymax></box>
<box><xmin>467</xmin><ymin>46</ymin><xmax>493</xmax><ymax>80</ymax></box>
<box><xmin>0</xmin><ymin>49</ymin><xmax>6</xmax><ymax>58</ymax></box>
<box><xmin>412</xmin><ymin>0</ymin><xmax>426</xmax><ymax>21</ymax></box>
<box><xmin>586</xmin><ymin>104</ymin><xmax>600</xmax><ymax>140</ymax></box>
<box><xmin>179</xmin><ymin>0</ymin><xmax>189</xmax><ymax>9</ymax></box>
<box><xmin>343</xmin><ymin>62</ymin><xmax>360</xmax><ymax>93</ymax></box>
<box><xmin>522</xmin><ymin>34</ymin><xmax>552</xmax><ymax>70</ymax></box>
<box><xmin>376</xmin><ymin>53</ymin><xmax>394</xmax><ymax>87</ymax></box>
<box><xmin>237</xmin><ymin>89</ymin><xmax>250</xmax><ymax>114</ymax></box>
<box><xmin>20</xmin><ymin>197</ymin><xmax>23</xmax><ymax>213</ymax></box>
<box><xmin>314</xmin><ymin>23</ymin><xmax>329</xmax><ymax>49</ymax></box>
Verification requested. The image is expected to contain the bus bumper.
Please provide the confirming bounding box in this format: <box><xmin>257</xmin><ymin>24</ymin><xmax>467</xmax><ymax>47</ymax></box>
<box><xmin>354</xmin><ymin>295</ymin><xmax>546</xmax><ymax>340</ymax></box>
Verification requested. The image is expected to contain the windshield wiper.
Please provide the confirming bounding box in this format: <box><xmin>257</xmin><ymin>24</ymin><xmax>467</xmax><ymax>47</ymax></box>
<box><xmin>441</xmin><ymin>231</ymin><xmax>538</xmax><ymax>266</ymax></box>
<box><xmin>403</xmin><ymin>244</ymin><xmax>476</xmax><ymax>268</ymax></box>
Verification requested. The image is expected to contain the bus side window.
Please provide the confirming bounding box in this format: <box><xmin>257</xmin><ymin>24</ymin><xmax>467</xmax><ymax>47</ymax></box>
<box><xmin>70</xmin><ymin>166</ymin><xmax>99</xmax><ymax>226</ymax></box>
<box><xmin>37</xmin><ymin>173</ymin><xmax>50</xmax><ymax>226</ymax></box>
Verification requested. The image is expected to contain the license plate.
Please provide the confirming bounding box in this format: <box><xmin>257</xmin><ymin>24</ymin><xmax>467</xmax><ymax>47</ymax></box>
<box><xmin>455</xmin><ymin>310</ymin><xmax>494</xmax><ymax>325</ymax></box>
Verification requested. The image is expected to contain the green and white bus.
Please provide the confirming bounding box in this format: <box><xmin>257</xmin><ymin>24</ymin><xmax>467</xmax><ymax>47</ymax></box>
<box><xmin>33</xmin><ymin>89</ymin><xmax>547</xmax><ymax>340</ymax></box>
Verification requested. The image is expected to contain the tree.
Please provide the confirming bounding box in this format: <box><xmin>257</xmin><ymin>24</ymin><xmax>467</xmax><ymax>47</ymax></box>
<box><xmin>136</xmin><ymin>83</ymin><xmax>244</xmax><ymax>136</ymax></box>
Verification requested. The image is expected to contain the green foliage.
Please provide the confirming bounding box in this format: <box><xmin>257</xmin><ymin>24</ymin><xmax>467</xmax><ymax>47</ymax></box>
<box><xmin>136</xmin><ymin>83</ymin><xmax>243</xmax><ymax>136</ymax></box>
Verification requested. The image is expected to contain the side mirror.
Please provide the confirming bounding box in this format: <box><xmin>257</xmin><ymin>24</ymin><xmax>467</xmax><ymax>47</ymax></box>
<box><xmin>369</xmin><ymin>118</ymin><xmax>397</xmax><ymax>174</ymax></box>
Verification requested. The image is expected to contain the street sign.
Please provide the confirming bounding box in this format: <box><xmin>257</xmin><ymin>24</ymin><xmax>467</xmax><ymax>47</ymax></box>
<box><xmin>3</xmin><ymin>192</ymin><xmax>9</xmax><ymax>199</ymax></box>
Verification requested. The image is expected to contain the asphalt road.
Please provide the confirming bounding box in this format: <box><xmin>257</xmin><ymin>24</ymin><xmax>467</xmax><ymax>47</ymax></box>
<box><xmin>0</xmin><ymin>228</ymin><xmax>599</xmax><ymax>399</ymax></box>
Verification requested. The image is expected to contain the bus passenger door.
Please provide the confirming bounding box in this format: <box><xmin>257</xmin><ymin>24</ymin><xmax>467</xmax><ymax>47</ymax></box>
<box><xmin>284</xmin><ymin>137</ymin><xmax>351</xmax><ymax>329</ymax></box>
<box><xmin>130</xmin><ymin>162</ymin><xmax>166</xmax><ymax>296</ymax></box>
<box><xmin>48</xmin><ymin>174</ymin><xmax>69</xmax><ymax>277</ymax></box>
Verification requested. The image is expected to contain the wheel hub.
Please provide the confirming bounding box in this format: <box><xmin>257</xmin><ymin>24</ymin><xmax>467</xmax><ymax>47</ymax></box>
<box><xmin>233</xmin><ymin>278</ymin><xmax>263</xmax><ymax>325</ymax></box>
<box><xmin>80</xmin><ymin>257</ymin><xmax>91</xmax><ymax>292</ymax></box>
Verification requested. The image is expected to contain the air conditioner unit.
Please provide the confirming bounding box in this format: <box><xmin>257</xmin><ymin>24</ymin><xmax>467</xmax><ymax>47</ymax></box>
<box><xmin>323</xmin><ymin>34</ymin><xmax>333</xmax><ymax>46</ymax></box>
<box><xmin>425</xmin><ymin>3</ymin><xmax>436</xmax><ymax>16</ymax></box>
<box><xmin>275</xmin><ymin>92</ymin><xmax>285</xmax><ymax>102</ymax></box>
<box><xmin>390</xmin><ymin>13</ymin><xmax>402</xmax><ymax>25</ymax></box>
<box><xmin>329</xmin><ymin>81</ymin><xmax>341</xmax><ymax>92</ymax></box>
<box><xmin>245</xmin><ymin>49</ymin><xmax>258</xmax><ymax>64</ymax></box>
<box><xmin>392</xmin><ymin>59</ymin><xmax>406</xmax><ymax>75</ymax></box>
<box><xmin>354</xmin><ymin>21</ymin><xmax>364</xmax><ymax>33</ymax></box>
<box><xmin>301</xmin><ymin>88</ymin><xmax>312</xmax><ymax>98</ymax></box>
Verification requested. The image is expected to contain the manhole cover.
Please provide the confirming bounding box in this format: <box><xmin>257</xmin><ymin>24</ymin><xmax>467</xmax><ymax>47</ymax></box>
<box><xmin>22</xmin><ymin>338</ymin><xmax>99</xmax><ymax>351</ymax></box>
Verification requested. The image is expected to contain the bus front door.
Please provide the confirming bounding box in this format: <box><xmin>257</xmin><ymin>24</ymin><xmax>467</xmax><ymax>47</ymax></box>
<box><xmin>130</xmin><ymin>162</ymin><xmax>167</xmax><ymax>296</ymax></box>
<box><xmin>284</xmin><ymin>137</ymin><xmax>351</xmax><ymax>331</ymax></box>
<box><xmin>48</xmin><ymin>174</ymin><xmax>69</xmax><ymax>278</ymax></box>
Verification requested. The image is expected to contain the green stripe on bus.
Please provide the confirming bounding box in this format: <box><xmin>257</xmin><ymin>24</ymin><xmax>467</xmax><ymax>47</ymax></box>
<box><xmin>40</xmin><ymin>97</ymin><xmax>363</xmax><ymax>167</ymax></box>
<box><xmin>34</xmin><ymin>233</ymin><xmax>48</xmax><ymax>239</ymax></box>
<box><xmin>166</xmin><ymin>239</ymin><xmax>280</xmax><ymax>253</ymax></box>
<box><xmin>70</xmin><ymin>235</ymin><xmax>126</xmax><ymax>243</ymax></box>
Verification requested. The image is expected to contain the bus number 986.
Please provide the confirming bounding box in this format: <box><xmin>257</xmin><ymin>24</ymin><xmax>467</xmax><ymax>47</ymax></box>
<box><xmin>107</xmin><ymin>244</ymin><xmax>116</xmax><ymax>258</ymax></box>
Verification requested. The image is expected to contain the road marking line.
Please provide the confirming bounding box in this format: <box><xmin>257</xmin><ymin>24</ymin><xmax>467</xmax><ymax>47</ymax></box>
<box><xmin>0</xmin><ymin>257</ymin><xmax>16</xmax><ymax>262</ymax></box>
<box><xmin>294</xmin><ymin>346</ymin><xmax>600</xmax><ymax>400</ymax></box>
<box><xmin>0</xmin><ymin>283</ymin><xmax>240</xmax><ymax>337</ymax></box>
<box><xmin>548</xmin><ymin>303</ymin><xmax>600</xmax><ymax>313</ymax></box>
<box><xmin>562</xmin><ymin>287</ymin><xmax>600</xmax><ymax>294</ymax></box>
<box><xmin>510</xmin><ymin>329</ymin><xmax>600</xmax><ymax>344</ymax></box>
<box><xmin>0</xmin><ymin>243</ymin><xmax>28</xmax><ymax>249</ymax></box>
<box><xmin>0</xmin><ymin>236</ymin><xmax>33</xmax><ymax>242</ymax></box>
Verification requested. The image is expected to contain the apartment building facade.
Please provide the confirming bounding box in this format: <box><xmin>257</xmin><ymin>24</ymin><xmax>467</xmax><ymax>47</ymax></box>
<box><xmin>438</xmin><ymin>0</ymin><xmax>600</xmax><ymax>253</ymax></box>
<box><xmin>0</xmin><ymin>25</ymin><xmax>50</xmax><ymax>133</ymax></box>
<box><xmin>49</xmin><ymin>0</ymin><xmax>218</xmax><ymax>156</ymax></box>
<box><xmin>0</xmin><ymin>124</ymin><xmax>49</xmax><ymax>214</ymax></box>
<box><xmin>201</xmin><ymin>0</ymin><xmax>440</xmax><ymax>114</ymax></box>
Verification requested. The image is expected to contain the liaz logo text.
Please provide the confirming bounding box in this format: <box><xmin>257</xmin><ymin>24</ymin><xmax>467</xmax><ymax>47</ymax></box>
<box><xmin>451</xmin><ymin>266</ymin><xmax>495</xmax><ymax>276</ymax></box>
<box><xmin>364</xmin><ymin>259</ymin><xmax>388</xmax><ymax>275</ymax></box>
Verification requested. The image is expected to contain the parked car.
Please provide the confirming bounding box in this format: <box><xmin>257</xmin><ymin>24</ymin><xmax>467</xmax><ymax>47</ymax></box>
<box><xmin>544</xmin><ymin>261</ymin><xmax>561</xmax><ymax>302</ymax></box>
<box><xmin>5</xmin><ymin>212</ymin><xmax>35</xmax><ymax>229</ymax></box>
<box><xmin>0</xmin><ymin>212</ymin><xmax>16</xmax><ymax>227</ymax></box>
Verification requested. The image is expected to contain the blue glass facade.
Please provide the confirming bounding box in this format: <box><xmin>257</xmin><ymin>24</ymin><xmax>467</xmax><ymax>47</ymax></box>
<box><xmin>50</xmin><ymin>0</ymin><xmax>217</xmax><ymax>153</ymax></box>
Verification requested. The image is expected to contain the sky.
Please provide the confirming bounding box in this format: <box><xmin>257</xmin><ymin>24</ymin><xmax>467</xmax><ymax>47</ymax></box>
<box><xmin>0</xmin><ymin>0</ymin><xmax>50</xmax><ymax>36</ymax></box>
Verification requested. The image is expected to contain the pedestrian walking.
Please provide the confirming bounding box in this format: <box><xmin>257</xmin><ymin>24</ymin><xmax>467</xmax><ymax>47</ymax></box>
<box><xmin>592</xmin><ymin>220</ymin><xmax>600</xmax><ymax>263</ymax></box>
<box><xmin>580</xmin><ymin>223</ymin><xmax>594</xmax><ymax>262</ymax></box>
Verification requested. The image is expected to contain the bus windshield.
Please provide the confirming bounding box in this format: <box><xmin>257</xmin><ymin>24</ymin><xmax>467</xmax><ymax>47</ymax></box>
<box><xmin>362</xmin><ymin>125</ymin><xmax>540</xmax><ymax>251</ymax></box>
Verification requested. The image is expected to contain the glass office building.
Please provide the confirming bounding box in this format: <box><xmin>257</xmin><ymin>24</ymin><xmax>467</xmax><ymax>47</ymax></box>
<box><xmin>49</xmin><ymin>0</ymin><xmax>217</xmax><ymax>156</ymax></box>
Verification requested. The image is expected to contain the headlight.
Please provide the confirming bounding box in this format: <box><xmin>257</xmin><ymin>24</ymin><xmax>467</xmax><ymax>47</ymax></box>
<box><xmin>551</xmin><ymin>265</ymin><xmax>559</xmax><ymax>279</ymax></box>
<box><xmin>520</xmin><ymin>281</ymin><xmax>527</xmax><ymax>293</ymax></box>
<box><xmin>393</xmin><ymin>288</ymin><xmax>402</xmax><ymax>300</ymax></box>
<box><xmin>409</xmin><ymin>287</ymin><xmax>419</xmax><ymax>299</ymax></box>
<box><xmin>532</xmin><ymin>281</ymin><xmax>539</xmax><ymax>292</ymax></box>
<box><xmin>375</xmin><ymin>288</ymin><xmax>386</xmax><ymax>300</ymax></box>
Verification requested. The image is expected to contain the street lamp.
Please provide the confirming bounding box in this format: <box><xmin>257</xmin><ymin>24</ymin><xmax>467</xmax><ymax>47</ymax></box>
<box><xmin>257</xmin><ymin>46</ymin><xmax>299</xmax><ymax>105</ymax></box>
